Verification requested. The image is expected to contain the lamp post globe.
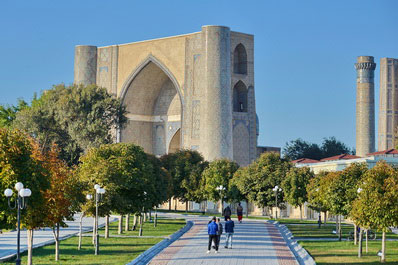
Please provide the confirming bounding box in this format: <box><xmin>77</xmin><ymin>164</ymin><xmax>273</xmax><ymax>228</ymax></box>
<box><xmin>94</xmin><ymin>184</ymin><xmax>100</xmax><ymax>191</ymax></box>
<box><xmin>15</xmin><ymin>182</ymin><xmax>23</xmax><ymax>192</ymax></box>
<box><xmin>4</xmin><ymin>188</ymin><xmax>13</xmax><ymax>197</ymax></box>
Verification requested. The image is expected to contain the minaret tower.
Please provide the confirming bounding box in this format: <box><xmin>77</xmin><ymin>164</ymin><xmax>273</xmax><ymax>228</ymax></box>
<box><xmin>355</xmin><ymin>56</ymin><xmax>376</xmax><ymax>157</ymax></box>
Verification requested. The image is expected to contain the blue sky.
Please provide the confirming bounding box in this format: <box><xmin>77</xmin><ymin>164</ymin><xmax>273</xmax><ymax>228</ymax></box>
<box><xmin>0</xmin><ymin>0</ymin><xmax>397</xmax><ymax>150</ymax></box>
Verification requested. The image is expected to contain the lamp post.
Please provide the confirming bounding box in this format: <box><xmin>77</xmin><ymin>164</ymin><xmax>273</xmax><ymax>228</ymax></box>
<box><xmin>86</xmin><ymin>184</ymin><xmax>105</xmax><ymax>255</ymax></box>
<box><xmin>139</xmin><ymin>191</ymin><xmax>147</xmax><ymax>237</ymax></box>
<box><xmin>4</xmin><ymin>182</ymin><xmax>32</xmax><ymax>265</ymax></box>
<box><xmin>272</xmin><ymin>185</ymin><xmax>282</xmax><ymax>219</ymax></box>
<box><xmin>357</xmin><ymin>187</ymin><xmax>363</xmax><ymax>258</ymax></box>
<box><xmin>216</xmin><ymin>185</ymin><xmax>226</xmax><ymax>214</ymax></box>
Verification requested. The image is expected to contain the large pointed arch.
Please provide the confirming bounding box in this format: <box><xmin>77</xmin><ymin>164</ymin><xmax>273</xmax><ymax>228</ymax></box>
<box><xmin>119</xmin><ymin>55</ymin><xmax>184</xmax><ymax>107</ymax></box>
<box><xmin>118</xmin><ymin>55</ymin><xmax>184</xmax><ymax>155</ymax></box>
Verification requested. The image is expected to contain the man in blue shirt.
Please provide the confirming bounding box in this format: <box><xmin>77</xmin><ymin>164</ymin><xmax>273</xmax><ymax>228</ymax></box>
<box><xmin>207</xmin><ymin>217</ymin><xmax>219</xmax><ymax>253</ymax></box>
<box><xmin>224</xmin><ymin>217</ymin><xmax>235</xmax><ymax>249</ymax></box>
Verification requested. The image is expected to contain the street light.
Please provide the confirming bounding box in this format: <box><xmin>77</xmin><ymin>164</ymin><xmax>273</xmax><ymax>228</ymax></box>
<box><xmin>4</xmin><ymin>182</ymin><xmax>32</xmax><ymax>265</ymax></box>
<box><xmin>139</xmin><ymin>191</ymin><xmax>147</xmax><ymax>237</ymax></box>
<box><xmin>86</xmin><ymin>184</ymin><xmax>105</xmax><ymax>255</ymax></box>
<box><xmin>216</xmin><ymin>185</ymin><xmax>226</xmax><ymax>213</ymax></box>
<box><xmin>272</xmin><ymin>185</ymin><xmax>282</xmax><ymax>219</ymax></box>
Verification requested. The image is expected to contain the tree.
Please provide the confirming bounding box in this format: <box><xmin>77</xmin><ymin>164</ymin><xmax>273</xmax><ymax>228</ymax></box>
<box><xmin>202</xmin><ymin>159</ymin><xmax>239</xmax><ymax>209</ymax></box>
<box><xmin>160</xmin><ymin>150</ymin><xmax>207</xmax><ymax>211</ymax></box>
<box><xmin>78</xmin><ymin>143</ymin><xmax>159</xmax><ymax>236</ymax></box>
<box><xmin>282</xmin><ymin>167</ymin><xmax>314</xmax><ymax>220</ymax></box>
<box><xmin>13</xmin><ymin>84</ymin><xmax>127</xmax><ymax>165</ymax></box>
<box><xmin>230</xmin><ymin>167</ymin><xmax>251</xmax><ymax>217</ymax></box>
<box><xmin>234</xmin><ymin>153</ymin><xmax>291</xmax><ymax>213</ymax></box>
<box><xmin>306</xmin><ymin>171</ymin><xmax>330</xmax><ymax>224</ymax></box>
<box><xmin>41</xmin><ymin>145</ymin><xmax>82</xmax><ymax>261</ymax></box>
<box><xmin>283</xmin><ymin>139</ymin><xmax>323</xmax><ymax>160</ymax></box>
<box><xmin>351</xmin><ymin>161</ymin><xmax>398</xmax><ymax>262</ymax></box>
<box><xmin>0</xmin><ymin>99</ymin><xmax>28</xmax><ymax>128</ymax></box>
<box><xmin>0</xmin><ymin>129</ymin><xmax>50</xmax><ymax>265</ymax></box>
<box><xmin>283</xmin><ymin>137</ymin><xmax>353</xmax><ymax>161</ymax></box>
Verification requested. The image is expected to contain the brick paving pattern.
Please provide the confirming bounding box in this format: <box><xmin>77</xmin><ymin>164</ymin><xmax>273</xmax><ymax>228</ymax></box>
<box><xmin>149</xmin><ymin>218</ymin><xmax>298</xmax><ymax>265</ymax></box>
<box><xmin>265</xmin><ymin>223</ymin><xmax>298</xmax><ymax>265</ymax></box>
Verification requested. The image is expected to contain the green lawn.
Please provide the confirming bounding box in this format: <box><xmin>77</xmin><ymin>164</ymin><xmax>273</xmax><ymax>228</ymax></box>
<box><xmin>300</xmin><ymin>240</ymin><xmax>398</xmax><ymax>264</ymax></box>
<box><xmin>3</xmin><ymin>218</ymin><xmax>184</xmax><ymax>265</ymax></box>
<box><xmin>286</xmin><ymin>223</ymin><xmax>398</xmax><ymax>240</ymax></box>
<box><xmin>97</xmin><ymin>217</ymin><xmax>186</xmax><ymax>237</ymax></box>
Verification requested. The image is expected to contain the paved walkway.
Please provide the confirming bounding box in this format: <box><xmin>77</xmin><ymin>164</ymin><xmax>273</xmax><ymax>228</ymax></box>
<box><xmin>149</xmin><ymin>216</ymin><xmax>298</xmax><ymax>265</ymax></box>
<box><xmin>0</xmin><ymin>214</ymin><xmax>117</xmax><ymax>261</ymax></box>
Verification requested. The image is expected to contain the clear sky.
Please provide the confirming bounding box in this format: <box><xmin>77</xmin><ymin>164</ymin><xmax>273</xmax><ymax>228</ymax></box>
<box><xmin>1</xmin><ymin>0</ymin><xmax>397</xmax><ymax>150</ymax></box>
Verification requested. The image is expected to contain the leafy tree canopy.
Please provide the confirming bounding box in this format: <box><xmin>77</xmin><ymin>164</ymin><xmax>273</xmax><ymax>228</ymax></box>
<box><xmin>0</xmin><ymin>99</ymin><xmax>28</xmax><ymax>128</ymax></box>
<box><xmin>234</xmin><ymin>152</ymin><xmax>291</xmax><ymax>208</ymax></box>
<box><xmin>201</xmin><ymin>159</ymin><xmax>239</xmax><ymax>203</ymax></box>
<box><xmin>282</xmin><ymin>167</ymin><xmax>314</xmax><ymax>210</ymax></box>
<box><xmin>283</xmin><ymin>137</ymin><xmax>353</xmax><ymax>161</ymax></box>
<box><xmin>0</xmin><ymin>128</ymin><xmax>50</xmax><ymax>229</ymax></box>
<box><xmin>78</xmin><ymin>143</ymin><xmax>160</xmax><ymax>216</ymax></box>
<box><xmin>13</xmin><ymin>84</ymin><xmax>127</xmax><ymax>166</ymax></box>
<box><xmin>160</xmin><ymin>150</ymin><xmax>207</xmax><ymax>203</ymax></box>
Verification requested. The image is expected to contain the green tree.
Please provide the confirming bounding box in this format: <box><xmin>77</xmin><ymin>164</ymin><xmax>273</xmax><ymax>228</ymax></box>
<box><xmin>0</xmin><ymin>129</ymin><xmax>50</xmax><ymax>265</ymax></box>
<box><xmin>0</xmin><ymin>99</ymin><xmax>28</xmax><ymax>128</ymax></box>
<box><xmin>351</xmin><ymin>161</ymin><xmax>398</xmax><ymax>262</ymax></box>
<box><xmin>202</xmin><ymin>159</ymin><xmax>239</xmax><ymax>207</ymax></box>
<box><xmin>282</xmin><ymin>167</ymin><xmax>314</xmax><ymax>220</ymax></box>
<box><xmin>306</xmin><ymin>171</ymin><xmax>330</xmax><ymax>224</ymax></box>
<box><xmin>78</xmin><ymin>143</ymin><xmax>154</xmax><ymax>235</ymax></box>
<box><xmin>13</xmin><ymin>84</ymin><xmax>127</xmax><ymax>165</ymax></box>
<box><xmin>160</xmin><ymin>150</ymin><xmax>206</xmax><ymax>211</ymax></box>
<box><xmin>235</xmin><ymin>153</ymin><xmax>291</xmax><ymax>213</ymax></box>
<box><xmin>283</xmin><ymin>137</ymin><xmax>353</xmax><ymax>161</ymax></box>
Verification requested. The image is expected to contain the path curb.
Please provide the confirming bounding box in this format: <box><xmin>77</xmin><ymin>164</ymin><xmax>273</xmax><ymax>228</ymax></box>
<box><xmin>269</xmin><ymin>221</ymin><xmax>316</xmax><ymax>265</ymax></box>
<box><xmin>126</xmin><ymin>220</ymin><xmax>193</xmax><ymax>265</ymax></box>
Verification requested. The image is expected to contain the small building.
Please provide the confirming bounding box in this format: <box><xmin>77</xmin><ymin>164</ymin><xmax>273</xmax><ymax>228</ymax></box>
<box><xmin>287</xmin><ymin>149</ymin><xmax>398</xmax><ymax>219</ymax></box>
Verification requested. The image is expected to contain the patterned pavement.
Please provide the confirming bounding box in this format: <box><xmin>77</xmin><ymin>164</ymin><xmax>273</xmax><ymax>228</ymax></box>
<box><xmin>149</xmin><ymin>217</ymin><xmax>298</xmax><ymax>265</ymax></box>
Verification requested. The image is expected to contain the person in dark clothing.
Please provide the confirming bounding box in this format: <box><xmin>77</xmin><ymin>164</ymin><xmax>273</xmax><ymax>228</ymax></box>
<box><xmin>207</xmin><ymin>217</ymin><xmax>219</xmax><ymax>253</ymax></box>
<box><xmin>216</xmin><ymin>218</ymin><xmax>223</xmax><ymax>249</ymax></box>
<box><xmin>224</xmin><ymin>216</ymin><xmax>235</xmax><ymax>249</ymax></box>
<box><xmin>237</xmin><ymin>203</ymin><xmax>244</xmax><ymax>223</ymax></box>
<box><xmin>223</xmin><ymin>205</ymin><xmax>232</xmax><ymax>221</ymax></box>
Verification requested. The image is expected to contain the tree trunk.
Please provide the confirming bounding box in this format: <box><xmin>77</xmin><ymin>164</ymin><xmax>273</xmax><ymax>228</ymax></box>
<box><xmin>335</xmin><ymin>216</ymin><xmax>338</xmax><ymax>236</ymax></box>
<box><xmin>168</xmin><ymin>199</ymin><xmax>171</xmax><ymax>211</ymax></box>
<box><xmin>154</xmin><ymin>208</ymin><xmax>158</xmax><ymax>228</ymax></box>
<box><xmin>125</xmin><ymin>214</ymin><xmax>130</xmax><ymax>231</ymax></box>
<box><xmin>358</xmin><ymin>227</ymin><xmax>363</xmax><ymax>258</ymax></box>
<box><xmin>143</xmin><ymin>212</ymin><xmax>147</xmax><ymax>222</ymax></box>
<box><xmin>132</xmin><ymin>215</ymin><xmax>137</xmax><ymax>231</ymax></box>
<box><xmin>365</xmin><ymin>229</ymin><xmax>368</xmax><ymax>253</ymax></box>
<box><xmin>246</xmin><ymin>200</ymin><xmax>249</xmax><ymax>218</ymax></box>
<box><xmin>105</xmin><ymin>215</ymin><xmax>109</xmax><ymax>238</ymax></box>
<box><xmin>354</xmin><ymin>224</ymin><xmax>357</xmax><ymax>245</ymax></box>
<box><xmin>381</xmin><ymin>231</ymin><xmax>386</xmax><ymax>262</ymax></box>
<box><xmin>27</xmin><ymin>229</ymin><xmax>34</xmax><ymax>265</ymax></box>
<box><xmin>92</xmin><ymin>217</ymin><xmax>96</xmax><ymax>245</ymax></box>
<box><xmin>118</xmin><ymin>215</ymin><xmax>123</xmax><ymax>234</ymax></box>
<box><xmin>174</xmin><ymin>198</ymin><xmax>177</xmax><ymax>211</ymax></box>
<box><xmin>78</xmin><ymin>212</ymin><xmax>84</xmax><ymax>250</ymax></box>
<box><xmin>139</xmin><ymin>215</ymin><xmax>143</xmax><ymax>236</ymax></box>
<box><xmin>299</xmin><ymin>205</ymin><xmax>303</xmax><ymax>220</ymax></box>
<box><xmin>149</xmin><ymin>210</ymin><xmax>152</xmax><ymax>221</ymax></box>
<box><xmin>323</xmin><ymin>211</ymin><xmax>327</xmax><ymax>224</ymax></box>
<box><xmin>186</xmin><ymin>201</ymin><xmax>188</xmax><ymax>213</ymax></box>
<box><xmin>338</xmin><ymin>215</ymin><xmax>342</xmax><ymax>241</ymax></box>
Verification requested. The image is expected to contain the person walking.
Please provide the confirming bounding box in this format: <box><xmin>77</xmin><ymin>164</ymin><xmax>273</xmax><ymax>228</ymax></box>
<box><xmin>237</xmin><ymin>203</ymin><xmax>244</xmax><ymax>223</ymax></box>
<box><xmin>207</xmin><ymin>217</ymin><xmax>219</xmax><ymax>253</ymax></box>
<box><xmin>223</xmin><ymin>205</ymin><xmax>232</xmax><ymax>221</ymax></box>
<box><xmin>216</xmin><ymin>218</ymin><xmax>223</xmax><ymax>250</ymax></box>
<box><xmin>224</xmin><ymin>216</ymin><xmax>235</xmax><ymax>249</ymax></box>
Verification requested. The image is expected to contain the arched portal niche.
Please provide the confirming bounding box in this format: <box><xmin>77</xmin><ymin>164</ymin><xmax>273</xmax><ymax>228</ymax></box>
<box><xmin>233</xmin><ymin>81</ymin><xmax>248</xmax><ymax>112</ymax></box>
<box><xmin>120</xmin><ymin>61</ymin><xmax>182</xmax><ymax>156</ymax></box>
<box><xmin>168</xmin><ymin>129</ymin><xmax>181</xmax><ymax>153</ymax></box>
<box><xmin>233</xmin><ymin>44</ymin><xmax>247</xmax><ymax>75</ymax></box>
